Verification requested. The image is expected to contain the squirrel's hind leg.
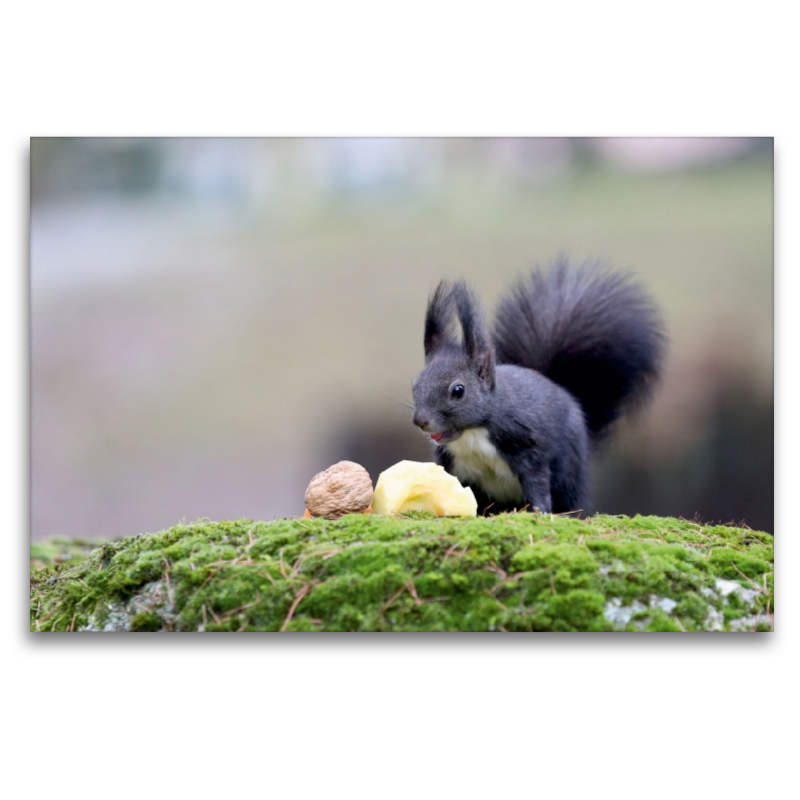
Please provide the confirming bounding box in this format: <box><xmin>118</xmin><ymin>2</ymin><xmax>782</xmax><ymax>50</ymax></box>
<box><xmin>519</xmin><ymin>466</ymin><xmax>553</xmax><ymax>514</ymax></box>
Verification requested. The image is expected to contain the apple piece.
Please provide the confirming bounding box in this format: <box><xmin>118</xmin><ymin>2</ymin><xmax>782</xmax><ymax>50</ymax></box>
<box><xmin>372</xmin><ymin>460</ymin><xmax>477</xmax><ymax>517</ymax></box>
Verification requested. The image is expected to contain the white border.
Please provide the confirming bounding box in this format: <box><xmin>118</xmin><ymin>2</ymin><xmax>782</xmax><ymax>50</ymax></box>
<box><xmin>5</xmin><ymin>3</ymin><xmax>795</xmax><ymax>796</ymax></box>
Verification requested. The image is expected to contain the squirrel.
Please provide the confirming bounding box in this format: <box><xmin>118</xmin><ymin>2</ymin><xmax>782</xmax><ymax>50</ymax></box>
<box><xmin>411</xmin><ymin>258</ymin><xmax>666</xmax><ymax>515</ymax></box>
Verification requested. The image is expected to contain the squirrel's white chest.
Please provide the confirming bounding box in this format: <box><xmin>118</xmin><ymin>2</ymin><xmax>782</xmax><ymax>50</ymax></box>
<box><xmin>446</xmin><ymin>428</ymin><xmax>524</xmax><ymax>504</ymax></box>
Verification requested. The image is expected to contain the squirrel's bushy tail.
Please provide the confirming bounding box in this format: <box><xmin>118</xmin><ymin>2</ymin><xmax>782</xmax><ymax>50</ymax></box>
<box><xmin>493</xmin><ymin>258</ymin><xmax>666</xmax><ymax>440</ymax></box>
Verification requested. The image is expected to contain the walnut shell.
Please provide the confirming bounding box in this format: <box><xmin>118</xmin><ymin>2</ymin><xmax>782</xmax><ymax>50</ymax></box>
<box><xmin>304</xmin><ymin>461</ymin><xmax>373</xmax><ymax>520</ymax></box>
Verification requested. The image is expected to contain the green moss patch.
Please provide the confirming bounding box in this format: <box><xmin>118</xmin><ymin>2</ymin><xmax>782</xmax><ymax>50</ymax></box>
<box><xmin>29</xmin><ymin>514</ymin><xmax>774</xmax><ymax>632</ymax></box>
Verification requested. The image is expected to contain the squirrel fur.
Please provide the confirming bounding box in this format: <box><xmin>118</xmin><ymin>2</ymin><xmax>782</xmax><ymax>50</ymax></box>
<box><xmin>411</xmin><ymin>258</ymin><xmax>666</xmax><ymax>514</ymax></box>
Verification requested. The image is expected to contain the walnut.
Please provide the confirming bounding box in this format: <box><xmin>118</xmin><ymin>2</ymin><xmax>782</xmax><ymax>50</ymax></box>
<box><xmin>304</xmin><ymin>461</ymin><xmax>374</xmax><ymax>520</ymax></box>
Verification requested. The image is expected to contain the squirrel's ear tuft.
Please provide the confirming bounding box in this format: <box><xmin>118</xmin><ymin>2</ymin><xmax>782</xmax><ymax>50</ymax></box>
<box><xmin>451</xmin><ymin>280</ymin><xmax>496</xmax><ymax>388</ymax></box>
<box><xmin>424</xmin><ymin>281</ymin><xmax>455</xmax><ymax>359</ymax></box>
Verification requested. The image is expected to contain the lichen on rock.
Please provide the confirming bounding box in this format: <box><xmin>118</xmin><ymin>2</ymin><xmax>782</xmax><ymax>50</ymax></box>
<box><xmin>30</xmin><ymin>513</ymin><xmax>774</xmax><ymax>633</ymax></box>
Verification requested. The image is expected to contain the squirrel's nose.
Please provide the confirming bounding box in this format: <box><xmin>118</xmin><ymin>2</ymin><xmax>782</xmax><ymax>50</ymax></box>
<box><xmin>412</xmin><ymin>411</ymin><xmax>430</xmax><ymax>430</ymax></box>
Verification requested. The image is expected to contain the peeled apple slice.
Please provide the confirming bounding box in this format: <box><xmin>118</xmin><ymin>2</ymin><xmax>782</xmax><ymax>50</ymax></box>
<box><xmin>372</xmin><ymin>460</ymin><xmax>478</xmax><ymax>517</ymax></box>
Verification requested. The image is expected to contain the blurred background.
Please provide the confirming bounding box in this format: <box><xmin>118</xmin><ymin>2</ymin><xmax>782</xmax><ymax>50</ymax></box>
<box><xmin>30</xmin><ymin>137</ymin><xmax>774</xmax><ymax>540</ymax></box>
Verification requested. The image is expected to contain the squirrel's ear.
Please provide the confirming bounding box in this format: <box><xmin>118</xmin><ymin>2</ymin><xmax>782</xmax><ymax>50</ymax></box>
<box><xmin>451</xmin><ymin>280</ymin><xmax>496</xmax><ymax>389</ymax></box>
<box><xmin>474</xmin><ymin>348</ymin><xmax>496</xmax><ymax>389</ymax></box>
<box><xmin>424</xmin><ymin>281</ymin><xmax>455</xmax><ymax>359</ymax></box>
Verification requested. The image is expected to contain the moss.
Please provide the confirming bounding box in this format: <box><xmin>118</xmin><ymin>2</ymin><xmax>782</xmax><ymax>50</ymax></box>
<box><xmin>30</xmin><ymin>513</ymin><xmax>774</xmax><ymax>632</ymax></box>
<box><xmin>130</xmin><ymin>611</ymin><xmax>163</xmax><ymax>632</ymax></box>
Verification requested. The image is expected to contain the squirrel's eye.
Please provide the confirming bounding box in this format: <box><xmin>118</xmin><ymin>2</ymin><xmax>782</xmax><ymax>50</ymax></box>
<box><xmin>451</xmin><ymin>384</ymin><xmax>465</xmax><ymax>399</ymax></box>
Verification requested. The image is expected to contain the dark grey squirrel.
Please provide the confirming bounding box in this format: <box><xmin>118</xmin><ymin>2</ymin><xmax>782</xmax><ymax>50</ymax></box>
<box><xmin>411</xmin><ymin>258</ymin><xmax>667</xmax><ymax>515</ymax></box>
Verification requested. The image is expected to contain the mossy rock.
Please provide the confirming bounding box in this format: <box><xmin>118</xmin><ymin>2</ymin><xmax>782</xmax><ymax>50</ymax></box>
<box><xmin>29</xmin><ymin>513</ymin><xmax>774</xmax><ymax>632</ymax></box>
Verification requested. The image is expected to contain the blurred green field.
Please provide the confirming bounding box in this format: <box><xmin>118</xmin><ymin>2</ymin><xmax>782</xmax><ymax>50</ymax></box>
<box><xmin>30</xmin><ymin>538</ymin><xmax>105</xmax><ymax>571</ymax></box>
<box><xmin>31</xmin><ymin>145</ymin><xmax>773</xmax><ymax>539</ymax></box>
